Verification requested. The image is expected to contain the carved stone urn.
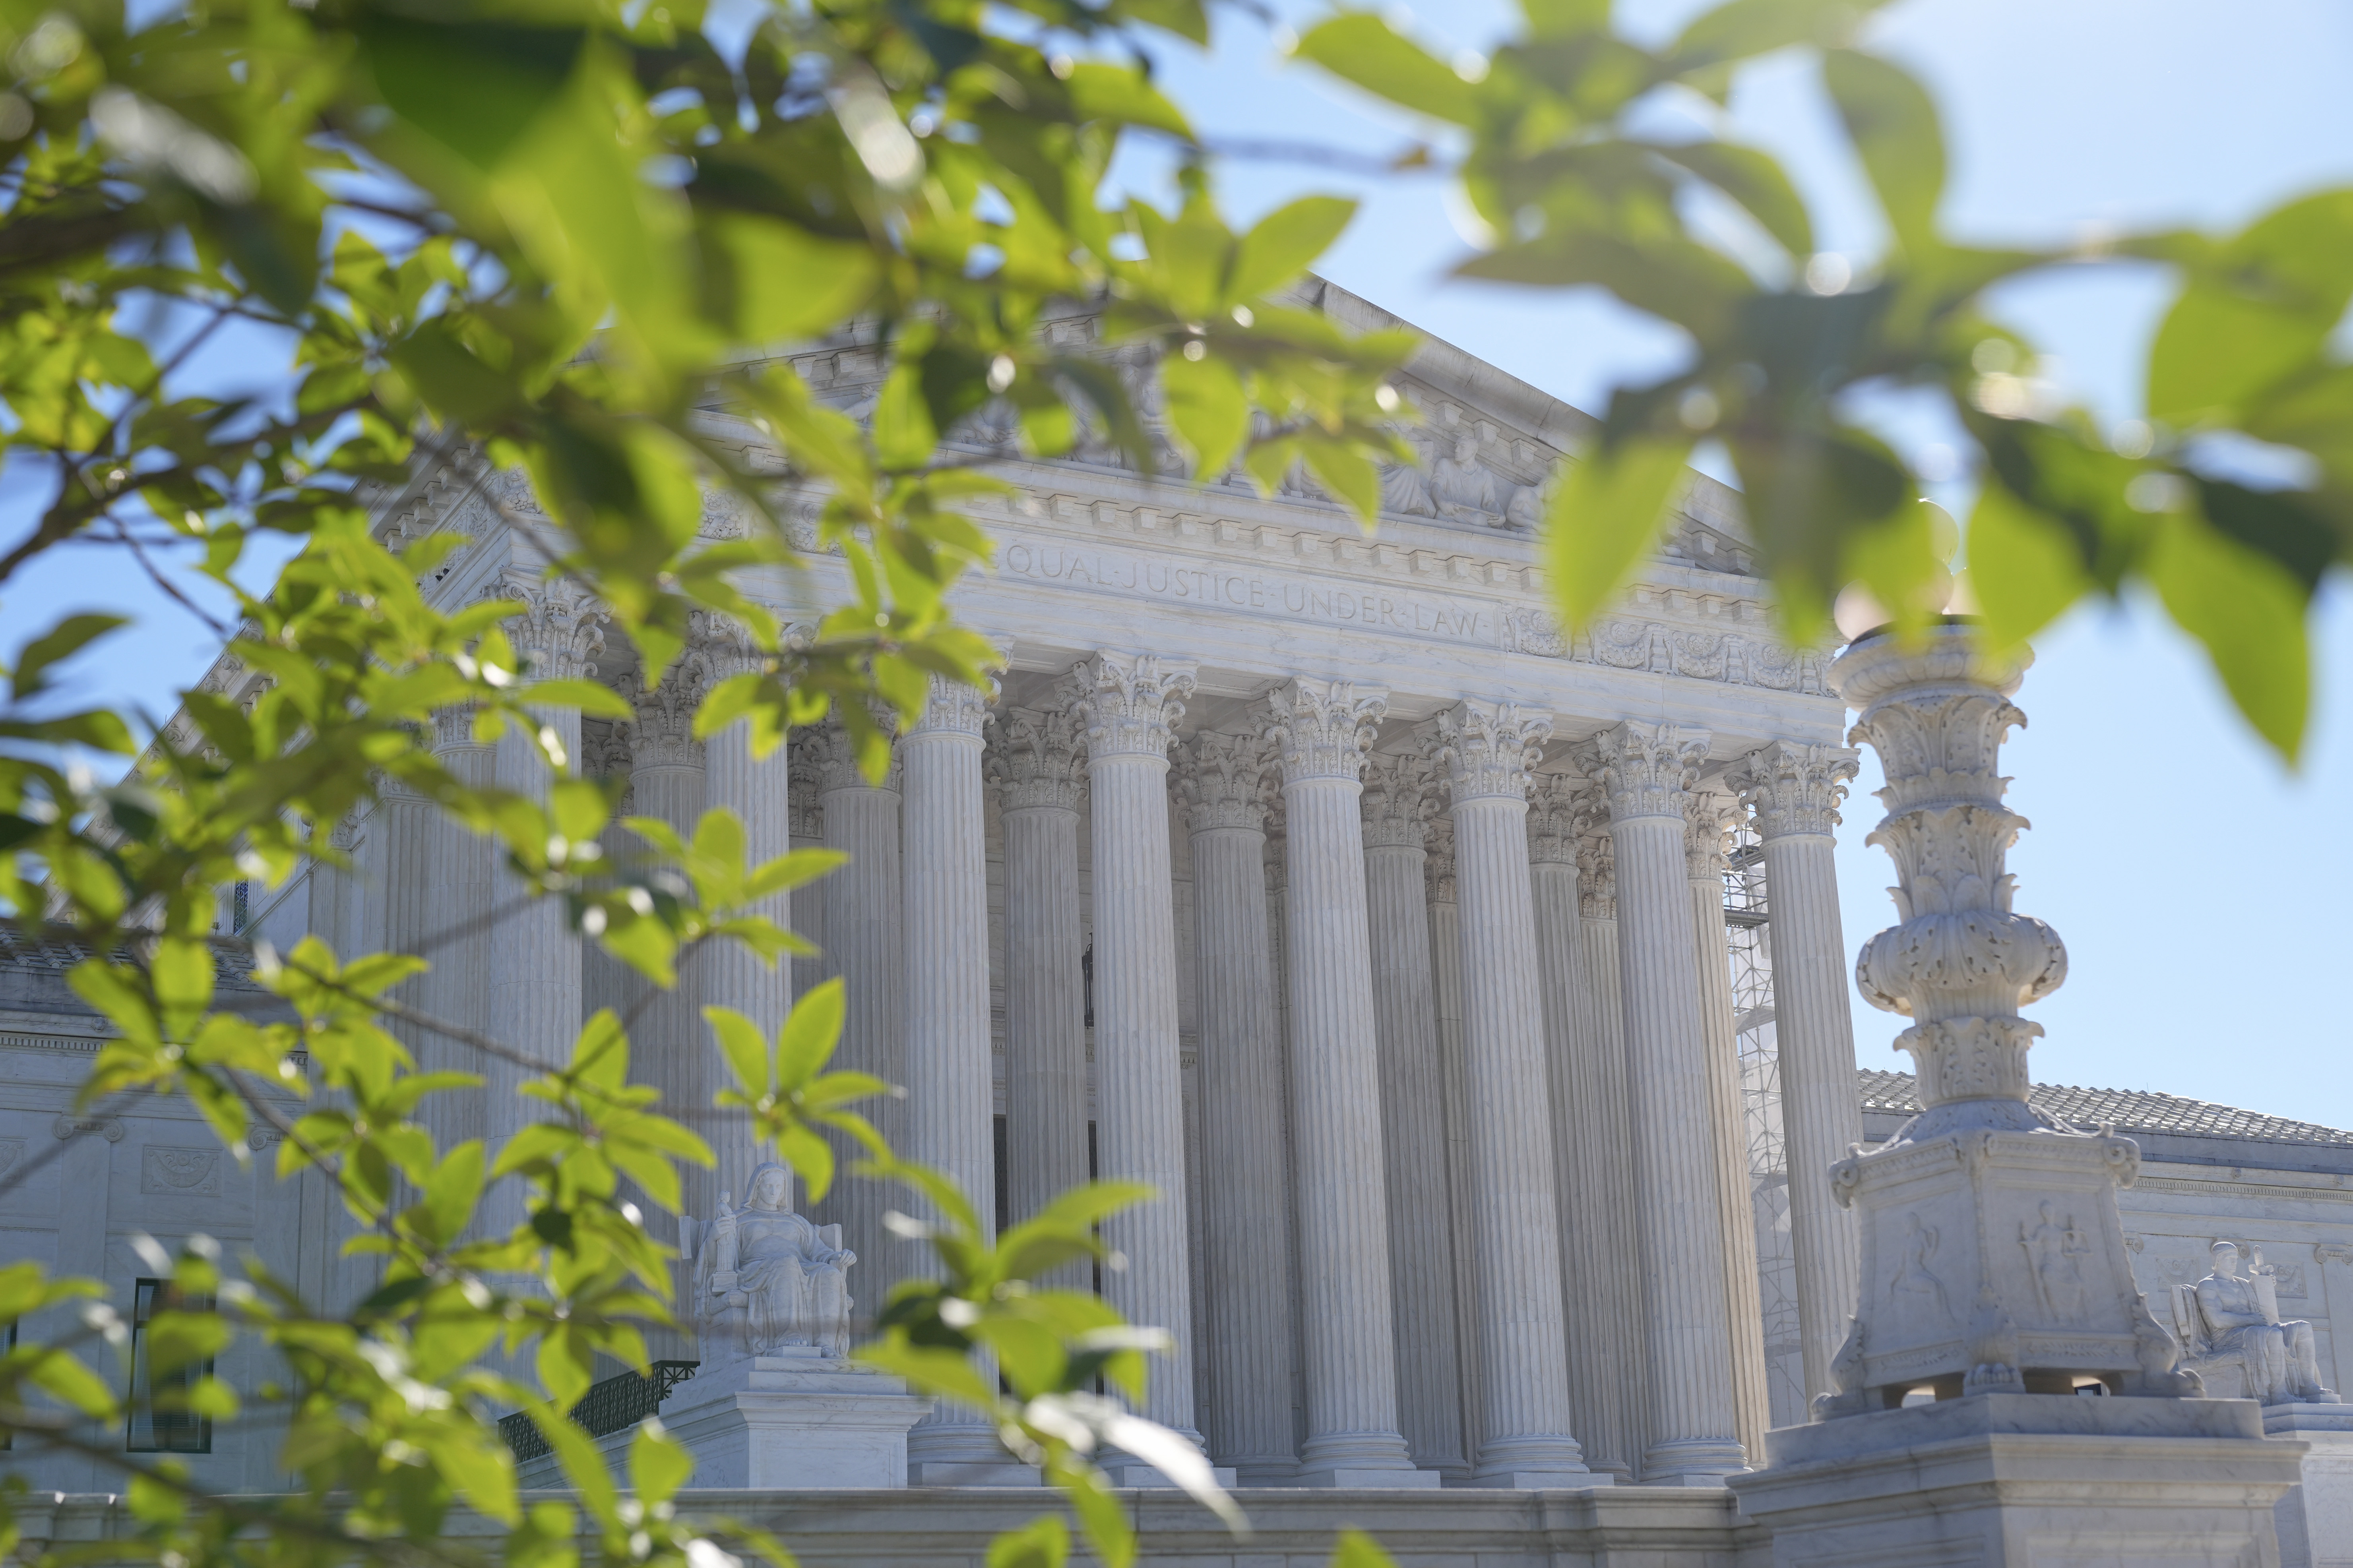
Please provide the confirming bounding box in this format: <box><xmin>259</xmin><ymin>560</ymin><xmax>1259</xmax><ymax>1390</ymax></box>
<box><xmin>1814</xmin><ymin>623</ymin><xmax>2197</xmax><ymax>1413</ymax></box>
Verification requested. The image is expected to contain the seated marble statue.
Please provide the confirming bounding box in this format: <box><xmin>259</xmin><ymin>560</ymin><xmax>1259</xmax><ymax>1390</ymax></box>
<box><xmin>686</xmin><ymin>1162</ymin><xmax>856</xmax><ymax>1361</ymax></box>
<box><xmin>2190</xmin><ymin>1240</ymin><xmax>2337</xmax><ymax>1405</ymax></box>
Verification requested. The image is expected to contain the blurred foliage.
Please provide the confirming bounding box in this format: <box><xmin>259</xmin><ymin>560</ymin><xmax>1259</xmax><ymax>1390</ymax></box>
<box><xmin>0</xmin><ymin>0</ymin><xmax>1414</xmax><ymax>1564</ymax></box>
<box><xmin>1296</xmin><ymin>1</ymin><xmax>2352</xmax><ymax>759</ymax></box>
<box><xmin>3</xmin><ymin>0</ymin><xmax>2338</xmax><ymax>1565</ymax></box>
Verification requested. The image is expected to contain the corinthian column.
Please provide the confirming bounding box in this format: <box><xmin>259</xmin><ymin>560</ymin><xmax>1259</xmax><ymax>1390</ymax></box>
<box><xmin>1172</xmin><ymin>732</ymin><xmax>1298</xmax><ymax>1483</ymax></box>
<box><xmin>1526</xmin><ymin>773</ymin><xmax>1630</xmax><ymax>1481</ymax></box>
<box><xmin>1261</xmin><ymin>679</ymin><xmax>1428</xmax><ymax>1488</ymax></box>
<box><xmin>1582</xmin><ymin>720</ymin><xmax>1743</xmax><ymax>1484</ymax></box>
<box><xmin>1570</xmin><ymin>809</ymin><xmax>1643</xmax><ymax>1479</ymax></box>
<box><xmin>902</xmin><ymin>672</ymin><xmax>1028</xmax><ymax>1483</ymax></box>
<box><xmin>425</xmin><ymin>706</ymin><xmax>496</xmax><ymax>1157</ymax></box>
<box><xmin>1067</xmin><ymin>652</ymin><xmax>1207</xmax><ymax>1461</ymax></box>
<box><xmin>1682</xmin><ymin>790</ymin><xmax>1772</xmax><ymax>1467</ymax></box>
<box><xmin>1424</xmin><ymin>701</ymin><xmax>1594</xmax><ymax>1489</ymax></box>
<box><xmin>696</xmin><ymin>619</ymin><xmax>793</xmax><ymax>1198</ymax></box>
<box><xmin>808</xmin><ymin>709</ymin><xmax>904</xmax><ymax>1307</ymax></box>
<box><xmin>785</xmin><ymin>734</ymin><xmax>826</xmax><ymax>1002</ymax></box>
<box><xmin>1424</xmin><ymin>816</ymin><xmax>1483</xmax><ymax>1471</ymax></box>
<box><xmin>1724</xmin><ymin>740</ymin><xmax>1863</xmax><ymax>1409</ymax></box>
<box><xmin>486</xmin><ymin>575</ymin><xmax>603</xmax><ymax>1241</ymax></box>
<box><xmin>621</xmin><ymin>658</ymin><xmax>711</xmax><ymax>1225</ymax></box>
<box><xmin>1361</xmin><ymin>753</ymin><xmax>1465</xmax><ymax>1479</ymax></box>
<box><xmin>987</xmin><ymin>708</ymin><xmax>1089</xmax><ymax>1262</ymax></box>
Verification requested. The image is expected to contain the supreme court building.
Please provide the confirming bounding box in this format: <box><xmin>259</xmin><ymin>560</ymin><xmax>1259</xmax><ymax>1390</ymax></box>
<box><xmin>8</xmin><ymin>282</ymin><xmax>2352</xmax><ymax>1513</ymax></box>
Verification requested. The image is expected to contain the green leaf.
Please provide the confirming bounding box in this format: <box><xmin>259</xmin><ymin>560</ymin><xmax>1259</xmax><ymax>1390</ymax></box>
<box><xmin>359</xmin><ymin>15</ymin><xmax>588</xmax><ymax>168</ymax></box>
<box><xmin>2146</xmin><ymin>505</ymin><xmax>2312</xmax><ymax>761</ymax></box>
<box><xmin>2148</xmin><ymin>189</ymin><xmax>2353</xmax><ymax>425</ymax></box>
<box><xmin>1330</xmin><ymin>1528</ymin><xmax>1401</xmax><ymax>1568</ymax></box>
<box><xmin>702</xmin><ymin>213</ymin><xmax>880</xmax><ymax>346</ymax></box>
<box><xmin>1966</xmin><ymin>479</ymin><xmax>2091</xmax><ymax>654</ymax></box>
<box><xmin>629</xmin><ymin>1418</ymin><xmax>695</xmax><ymax>1506</ymax></box>
<box><xmin>1291</xmin><ymin>15</ymin><xmax>1481</xmax><ymax>127</ymax></box>
<box><xmin>1227</xmin><ymin>197</ymin><xmax>1358</xmax><ymax>301</ymax></box>
<box><xmin>1821</xmin><ymin>50</ymin><xmax>1945</xmax><ymax>253</ymax></box>
<box><xmin>1301</xmin><ymin>439</ymin><xmax>1380</xmax><ymax>525</ymax></box>
<box><xmin>987</xmin><ymin>1515</ymin><xmax>1068</xmax><ymax>1568</ymax></box>
<box><xmin>775</xmin><ymin>978</ymin><xmax>847</xmax><ymax>1089</ymax></box>
<box><xmin>1648</xmin><ymin>141</ymin><xmax>1812</xmax><ymax>259</ymax></box>
<box><xmin>705</xmin><ymin>1006</ymin><xmax>771</xmax><ymax>1100</ymax></box>
<box><xmin>1159</xmin><ymin>350</ymin><xmax>1249</xmax><ymax>479</ymax></box>
<box><xmin>9</xmin><ymin>614</ymin><xmax>126</xmax><ymax>699</ymax></box>
<box><xmin>1543</xmin><ymin>437</ymin><xmax>1694</xmax><ymax>629</ymax></box>
<box><xmin>1668</xmin><ymin>0</ymin><xmax>1888</xmax><ymax>72</ymax></box>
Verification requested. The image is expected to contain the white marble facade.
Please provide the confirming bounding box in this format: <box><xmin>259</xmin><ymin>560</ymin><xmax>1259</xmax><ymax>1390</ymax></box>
<box><xmin>7</xmin><ymin>285</ymin><xmax>2352</xmax><ymax>1504</ymax></box>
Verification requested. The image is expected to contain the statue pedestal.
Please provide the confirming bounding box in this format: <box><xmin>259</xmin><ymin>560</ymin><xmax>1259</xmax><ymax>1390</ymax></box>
<box><xmin>660</xmin><ymin>1349</ymin><xmax>932</xmax><ymax>1489</ymax></box>
<box><xmin>2265</xmin><ymin>1403</ymin><xmax>2353</xmax><ymax>1568</ymax></box>
<box><xmin>1727</xmin><ymin>1394</ymin><xmax>2305</xmax><ymax>1566</ymax></box>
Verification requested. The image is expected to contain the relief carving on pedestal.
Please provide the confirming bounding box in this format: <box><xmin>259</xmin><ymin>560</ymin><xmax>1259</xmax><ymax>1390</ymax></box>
<box><xmin>1888</xmin><ymin>1215</ymin><xmax>1953</xmax><ymax>1326</ymax></box>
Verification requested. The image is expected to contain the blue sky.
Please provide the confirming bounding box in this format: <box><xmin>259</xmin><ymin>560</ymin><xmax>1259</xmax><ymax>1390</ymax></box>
<box><xmin>1121</xmin><ymin>0</ymin><xmax>2353</xmax><ymax>1127</ymax></box>
<box><xmin>6</xmin><ymin>0</ymin><xmax>2350</xmax><ymax>1127</ymax></box>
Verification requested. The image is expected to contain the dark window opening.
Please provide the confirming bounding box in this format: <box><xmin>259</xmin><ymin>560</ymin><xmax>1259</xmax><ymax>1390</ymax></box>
<box><xmin>126</xmin><ymin>1279</ymin><xmax>213</xmax><ymax>1454</ymax></box>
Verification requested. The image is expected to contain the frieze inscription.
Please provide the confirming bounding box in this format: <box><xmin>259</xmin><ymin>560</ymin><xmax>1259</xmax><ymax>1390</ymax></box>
<box><xmin>999</xmin><ymin>539</ymin><xmax>1497</xmax><ymax>645</ymax></box>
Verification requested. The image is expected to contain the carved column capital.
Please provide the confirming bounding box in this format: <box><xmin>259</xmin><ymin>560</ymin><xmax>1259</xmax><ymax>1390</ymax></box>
<box><xmin>1575</xmin><ymin>719</ymin><xmax>1710</xmax><ymax>822</ymax></box>
<box><xmin>498</xmin><ymin>570</ymin><xmax>607</xmax><ymax>681</ymax></box>
<box><xmin>1262</xmin><ymin>678</ymin><xmax>1385</xmax><ymax>785</ymax></box>
<box><xmin>1682</xmin><ymin>790</ymin><xmax>1740</xmax><ymax>881</ymax></box>
<box><xmin>1575</xmin><ymin>830</ymin><xmax>1616</xmax><ymax>920</ymax></box>
<box><xmin>785</xmin><ymin>729</ymin><xmax>827</xmax><ymax>837</ymax></box>
<box><xmin>1527</xmin><ymin>772</ymin><xmax>1582</xmax><ymax>864</ymax></box>
<box><xmin>52</xmin><ymin>1114</ymin><xmax>124</xmax><ymax>1143</ymax></box>
<box><xmin>620</xmin><ymin>658</ymin><xmax>710</xmax><ymax>772</ymax></box>
<box><xmin>1360</xmin><ymin>752</ymin><xmax>1433</xmax><ymax>850</ymax></box>
<box><xmin>803</xmin><ymin>706</ymin><xmax>902</xmax><ymax>794</ymax></box>
<box><xmin>1725</xmin><ymin>740</ymin><xmax>1859</xmax><ymax>839</ymax></box>
<box><xmin>432</xmin><ymin>703</ymin><xmax>485</xmax><ymax>751</ymax></box>
<box><xmin>1423</xmin><ymin>814</ymin><xmax>1458</xmax><ymax>903</ymax></box>
<box><xmin>987</xmin><ymin>705</ymin><xmax>1086</xmax><ymax>813</ymax></box>
<box><xmin>1064</xmin><ymin>651</ymin><xmax>1197</xmax><ymax>761</ymax></box>
<box><xmin>1423</xmin><ymin>699</ymin><xmax>1551</xmax><ymax>805</ymax></box>
<box><xmin>910</xmin><ymin>672</ymin><xmax>996</xmax><ymax>738</ymax></box>
<box><xmin>1175</xmin><ymin>731</ymin><xmax>1275</xmax><ymax>834</ymax></box>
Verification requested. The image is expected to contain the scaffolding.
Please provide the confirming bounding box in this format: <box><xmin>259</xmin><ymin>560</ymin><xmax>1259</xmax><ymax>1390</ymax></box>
<box><xmin>1725</xmin><ymin>828</ymin><xmax>1807</xmax><ymax>1429</ymax></box>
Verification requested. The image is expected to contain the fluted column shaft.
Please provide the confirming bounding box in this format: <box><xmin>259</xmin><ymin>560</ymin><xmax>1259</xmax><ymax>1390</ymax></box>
<box><xmin>486</xmin><ymin>578</ymin><xmax>601</xmax><ymax>1245</ymax></box>
<box><xmin>624</xmin><ymin>668</ymin><xmax>711</xmax><ymax>1234</ymax></box>
<box><xmin>1572</xmin><ymin>829</ymin><xmax>1644</xmax><ymax>1479</ymax></box>
<box><xmin>812</xmin><ymin>716</ymin><xmax>904</xmax><ymax>1309</ymax></box>
<box><xmin>699</xmin><ymin>631</ymin><xmax>791</xmax><ymax>1199</ymax></box>
<box><xmin>1362</xmin><ymin>756</ymin><xmax>1466</xmax><ymax>1477</ymax></box>
<box><xmin>1728</xmin><ymin>741</ymin><xmax>1864</xmax><ymax>1408</ymax></box>
<box><xmin>1685</xmin><ymin>798</ymin><xmax>1772</xmax><ymax>1467</ymax></box>
<box><xmin>902</xmin><ymin>675</ymin><xmax>1015</xmax><ymax>1477</ymax></box>
<box><xmin>785</xmin><ymin>737</ymin><xmax>827</xmax><ymax>1003</ymax></box>
<box><xmin>1427</xmin><ymin>701</ymin><xmax>1589</xmax><ymax>1487</ymax></box>
<box><xmin>1588</xmin><ymin>720</ymin><xmax>1744</xmax><ymax>1484</ymax></box>
<box><xmin>1527</xmin><ymin>778</ymin><xmax>1631</xmax><ymax>1481</ymax></box>
<box><xmin>425</xmin><ymin>709</ymin><xmax>497</xmax><ymax>1156</ymax></box>
<box><xmin>1070</xmin><ymin>654</ymin><xmax>1203</xmax><ymax>1449</ymax></box>
<box><xmin>1264</xmin><ymin>680</ymin><xmax>1420</xmax><ymax>1484</ymax></box>
<box><xmin>1425</xmin><ymin>824</ymin><xmax>1483</xmax><ymax>1472</ymax></box>
<box><xmin>992</xmin><ymin>710</ymin><xmax>1089</xmax><ymax>1265</ymax></box>
<box><xmin>1176</xmin><ymin>733</ymin><xmax>1298</xmax><ymax>1482</ymax></box>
